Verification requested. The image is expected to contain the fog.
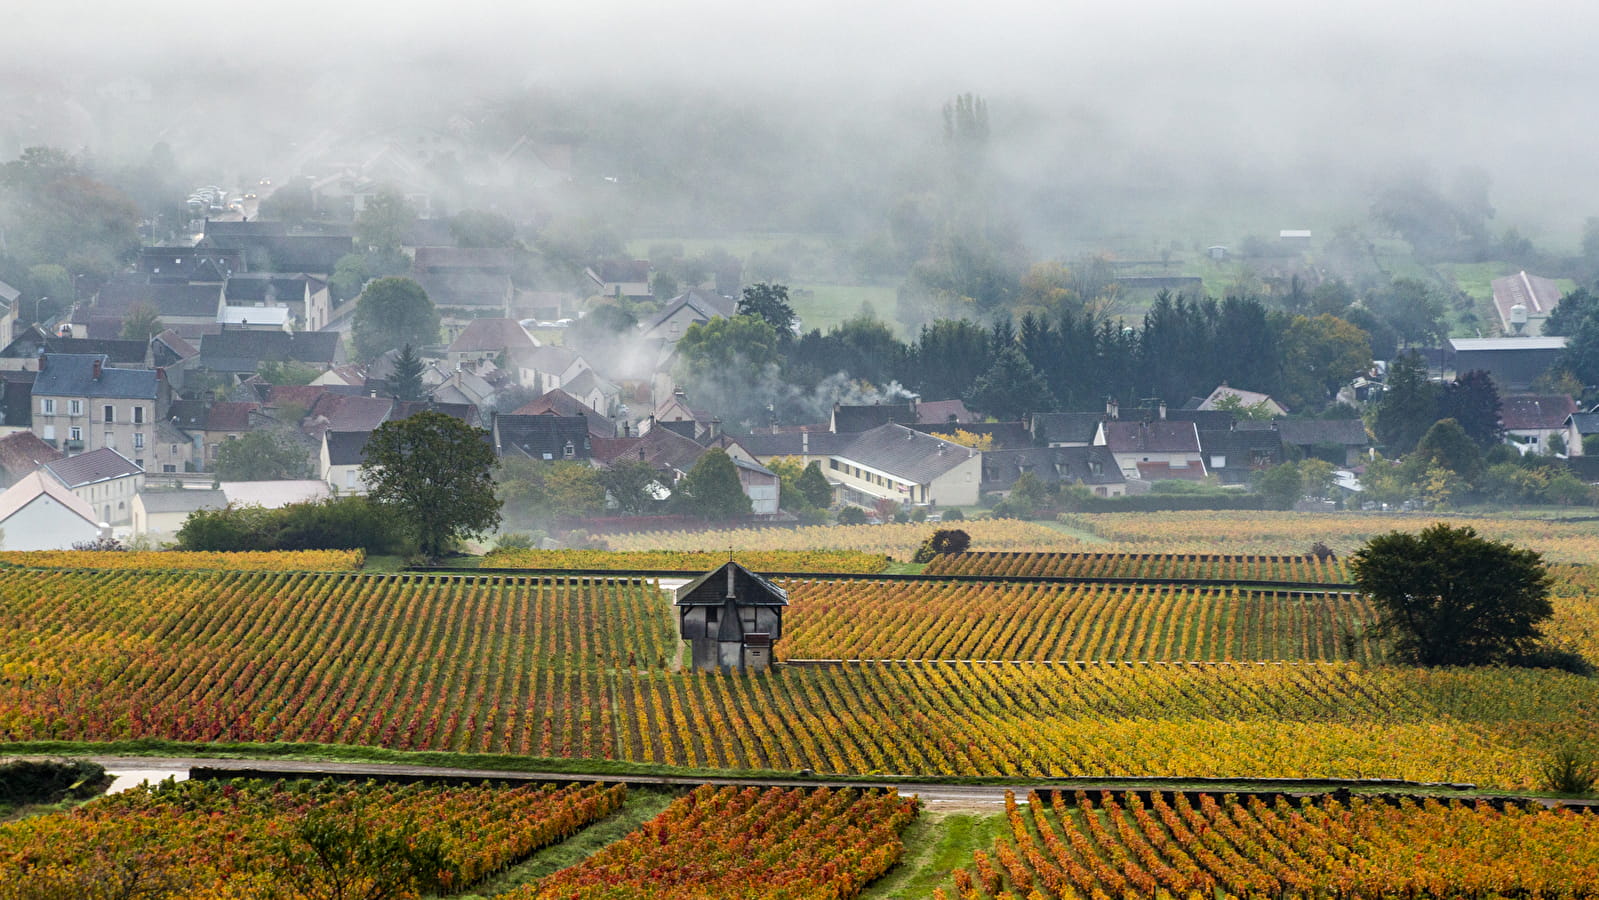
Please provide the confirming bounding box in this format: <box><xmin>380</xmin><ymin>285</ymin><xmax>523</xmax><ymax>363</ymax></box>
<box><xmin>7</xmin><ymin>0</ymin><xmax>1599</xmax><ymax>249</ymax></box>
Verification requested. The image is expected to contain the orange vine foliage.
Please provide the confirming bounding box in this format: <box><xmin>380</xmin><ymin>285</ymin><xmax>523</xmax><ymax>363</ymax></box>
<box><xmin>0</xmin><ymin>549</ymin><xmax>364</xmax><ymax>571</ymax></box>
<box><xmin>0</xmin><ymin>778</ymin><xmax>625</xmax><ymax>898</ymax></box>
<box><xmin>511</xmin><ymin>785</ymin><xmax>918</xmax><ymax>900</ymax></box>
<box><xmin>483</xmin><ymin>548</ymin><xmax>889</xmax><ymax>573</ymax></box>
<box><xmin>941</xmin><ymin>789</ymin><xmax>1599</xmax><ymax>899</ymax></box>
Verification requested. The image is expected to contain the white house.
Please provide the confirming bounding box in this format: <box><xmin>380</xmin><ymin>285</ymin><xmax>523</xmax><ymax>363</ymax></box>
<box><xmin>0</xmin><ymin>470</ymin><xmax>105</xmax><ymax>549</ymax></box>
<box><xmin>320</xmin><ymin>431</ymin><xmax>372</xmax><ymax>494</ymax></box>
<box><xmin>827</xmin><ymin>424</ymin><xmax>983</xmax><ymax>509</ymax></box>
<box><xmin>41</xmin><ymin>447</ymin><xmax>145</xmax><ymax>526</ymax></box>
<box><xmin>132</xmin><ymin>488</ymin><xmax>227</xmax><ymax>539</ymax></box>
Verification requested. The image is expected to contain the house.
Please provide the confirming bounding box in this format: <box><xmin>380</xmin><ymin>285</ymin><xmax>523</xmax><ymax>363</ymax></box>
<box><xmin>0</xmin><ymin>431</ymin><xmax>63</xmax><ymax>488</ymax></box>
<box><xmin>134</xmin><ymin>246</ymin><xmax>243</xmax><ymax>281</ymax></box>
<box><xmin>150</xmin><ymin>420</ymin><xmax>196</xmax><ymax>475</ymax></box>
<box><xmin>1196</xmin><ymin>424</ymin><xmax>1284</xmax><ymax>485</ymax></box>
<box><xmin>731</xmin><ymin>456</ymin><xmax>781</xmax><ymax>515</ymax></box>
<box><xmin>1490</xmin><ymin>271</ymin><xmax>1564</xmax><ymax>335</ymax></box>
<box><xmin>95</xmin><ymin>280</ymin><xmax>225</xmax><ymax>329</ymax></box>
<box><xmin>493</xmin><ymin>413</ymin><xmax>591</xmax><ymax>461</ymax></box>
<box><xmin>131</xmin><ymin>488</ymin><xmax>226</xmax><ymax>538</ymax></box>
<box><xmin>219</xmin><ymin>479</ymin><xmax>331</xmax><ymax>508</ymax></box>
<box><xmin>1563</xmin><ymin>412</ymin><xmax>1599</xmax><ymax>457</ymax></box>
<box><xmin>301</xmin><ymin>393</ymin><xmax>394</xmax><ymax>440</ymax></box>
<box><xmin>981</xmin><ymin>446</ymin><xmax>1126</xmax><ymax>498</ymax></box>
<box><xmin>196</xmin><ymin>328</ymin><xmax>345</xmax><ymax>377</ymax></box>
<box><xmin>446</xmin><ymin>318</ymin><xmax>540</xmax><ymax>369</ymax></box>
<box><xmin>41</xmin><ymin>447</ymin><xmax>145</xmax><ymax>525</ymax></box>
<box><xmin>512</xmin><ymin>388</ymin><xmax>617</xmax><ymax>440</ymax></box>
<box><xmin>674</xmin><ymin>561</ymin><xmax>787</xmax><ymax>672</ymax></box>
<box><xmin>1097</xmin><ymin>419</ymin><xmax>1206</xmax><ymax>481</ymax></box>
<box><xmin>912</xmin><ymin>421</ymin><xmax>1033</xmax><ymax>450</ymax></box>
<box><xmin>1449</xmin><ymin>337</ymin><xmax>1567</xmax><ymax>392</ymax></box>
<box><xmin>592</xmin><ymin>425</ymin><xmax>709</xmax><ymax>476</ymax></box>
<box><xmin>31</xmin><ymin>354</ymin><xmax>165</xmax><ymax>466</ymax></box>
<box><xmin>217</xmin><ymin>304</ymin><xmax>292</xmax><ymax>331</ymax></box>
<box><xmin>0</xmin><ymin>327</ymin><xmax>151</xmax><ymax>372</ymax></box>
<box><xmin>1501</xmin><ymin>394</ymin><xmax>1579</xmax><ymax>455</ymax></box>
<box><xmin>507</xmin><ymin>344</ymin><xmax>589</xmax><ymax>395</ymax></box>
<box><xmin>638</xmin><ymin>288</ymin><xmax>735</xmax><ymax>344</ymax></box>
<box><xmin>736</xmin><ymin>430</ymin><xmax>854</xmax><ymax>470</ymax></box>
<box><xmin>585</xmin><ymin>260</ymin><xmax>654</xmax><ymax>301</ymax></box>
<box><xmin>224</xmin><ymin>274</ymin><xmax>331</xmax><ymax>331</ymax></box>
<box><xmin>1270</xmin><ymin>418</ymin><xmax>1370</xmax><ymax>466</ymax></box>
<box><xmin>0</xmin><ymin>370</ymin><xmax>32</xmax><ymax>435</ymax></box>
<box><xmin>830</xmin><ymin>401</ymin><xmax>916</xmax><ymax>434</ymax></box>
<box><xmin>0</xmin><ymin>278</ymin><xmax>19</xmax><ymax>349</ymax></box>
<box><xmin>1029</xmin><ymin>412</ymin><xmax>1105</xmax><ymax>448</ymax></box>
<box><xmin>416</xmin><ymin>270</ymin><xmax>515</xmax><ymax>336</ymax></box>
<box><xmin>195</xmin><ymin>401</ymin><xmax>262</xmax><ymax>468</ymax></box>
<box><xmin>559</xmin><ymin>369</ymin><xmax>623</xmax><ymax>418</ymax></box>
<box><xmin>827</xmin><ymin>423</ymin><xmax>983</xmax><ymax>509</ymax></box>
<box><xmin>198</xmin><ymin>224</ymin><xmax>354</xmax><ymax>275</ymax></box>
<box><xmin>320</xmin><ymin>431</ymin><xmax>372</xmax><ymax>493</ymax></box>
<box><xmin>1197</xmin><ymin>385</ymin><xmax>1289</xmax><ymax>417</ymax></box>
<box><xmin>0</xmin><ymin>470</ymin><xmax>105</xmax><ymax>549</ymax></box>
<box><xmin>649</xmin><ymin>390</ymin><xmax>716</xmax><ymax>441</ymax></box>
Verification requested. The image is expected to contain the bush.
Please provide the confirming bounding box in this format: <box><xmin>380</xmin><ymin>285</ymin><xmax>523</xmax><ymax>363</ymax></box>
<box><xmin>1540</xmin><ymin>747</ymin><xmax>1597</xmax><ymax>795</ymax></box>
<box><xmin>1058</xmin><ymin>493</ymin><xmax>1270</xmax><ymax>513</ymax></box>
<box><xmin>0</xmin><ymin>759</ymin><xmax>109</xmax><ymax>807</ymax></box>
<box><xmin>177</xmin><ymin>498</ymin><xmax>406</xmax><ymax>554</ymax></box>
<box><xmin>913</xmin><ymin>528</ymin><xmax>972</xmax><ymax>563</ymax></box>
<box><xmin>940</xmin><ymin>508</ymin><xmax>964</xmax><ymax>521</ymax></box>
<box><xmin>493</xmin><ymin>532</ymin><xmax>535</xmax><ymax>551</ymax></box>
<box><xmin>837</xmin><ymin>506</ymin><xmax>869</xmax><ymax>525</ymax></box>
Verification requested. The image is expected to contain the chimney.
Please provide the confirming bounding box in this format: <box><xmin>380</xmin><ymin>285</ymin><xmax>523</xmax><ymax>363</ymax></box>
<box><xmin>36</xmin><ymin>351</ymin><xmax>45</xmax><ymax>372</ymax></box>
<box><xmin>156</xmin><ymin>366</ymin><xmax>165</xmax><ymax>382</ymax></box>
<box><xmin>710</xmin><ymin>418</ymin><xmax>722</xmax><ymax>440</ymax></box>
<box><xmin>1158</xmin><ymin>401</ymin><xmax>1167</xmax><ymax>420</ymax></box>
<box><xmin>92</xmin><ymin>358</ymin><xmax>103</xmax><ymax>380</ymax></box>
<box><xmin>1106</xmin><ymin>397</ymin><xmax>1119</xmax><ymax>419</ymax></box>
<box><xmin>801</xmin><ymin>431</ymin><xmax>809</xmax><ymax>454</ymax></box>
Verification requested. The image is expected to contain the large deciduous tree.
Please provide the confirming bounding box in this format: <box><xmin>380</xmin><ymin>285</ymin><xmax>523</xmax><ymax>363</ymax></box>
<box><xmin>352</xmin><ymin>277</ymin><xmax>439</xmax><ymax>363</ymax></box>
<box><xmin>1351</xmin><ymin>523</ymin><xmax>1553</xmax><ymax>667</ymax></box>
<box><xmin>736</xmin><ymin>282</ymin><xmax>797</xmax><ymax>340</ymax></box>
<box><xmin>360</xmin><ymin>411</ymin><xmax>501</xmax><ymax>560</ymax></box>
<box><xmin>672</xmin><ymin>448</ymin><xmax>751</xmax><ymax>521</ymax></box>
<box><xmin>355</xmin><ymin>188</ymin><xmax>417</xmax><ymax>255</ymax></box>
<box><xmin>214</xmin><ymin>430</ymin><xmax>310</xmax><ymax>481</ymax></box>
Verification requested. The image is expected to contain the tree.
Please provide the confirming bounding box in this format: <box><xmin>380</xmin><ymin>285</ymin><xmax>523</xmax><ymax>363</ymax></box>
<box><xmin>796</xmin><ymin>461</ymin><xmax>833</xmax><ymax>509</ymax></box>
<box><xmin>495</xmin><ymin>458</ymin><xmax>606</xmax><ymax>525</ymax></box>
<box><xmin>599</xmin><ymin>459</ymin><xmax>664</xmax><ymax>515</ymax></box>
<box><xmin>672</xmin><ymin>315</ymin><xmax>782</xmax><ymax>426</ymax></box>
<box><xmin>1280</xmin><ymin>314</ymin><xmax>1373</xmax><ymax>409</ymax></box>
<box><xmin>449</xmin><ymin>209</ymin><xmax>517</xmax><ymax>248</ymax></box>
<box><xmin>1415</xmin><ymin>418</ymin><xmax>1485</xmax><ymax>484</ymax></box>
<box><xmin>360</xmin><ymin>411</ymin><xmax>501</xmax><ymax>559</ymax></box>
<box><xmin>258</xmin><ymin>177</ymin><xmax>315</xmax><ymax>226</ymax></box>
<box><xmin>737</xmin><ymin>282</ymin><xmax>797</xmax><ymax>339</ymax></box>
<box><xmin>262</xmin><ymin>807</ymin><xmax>456</xmax><ymax>900</ymax></box>
<box><xmin>389</xmin><ymin>344</ymin><xmax>425</xmax><ymax>401</ymax></box>
<box><xmin>214</xmin><ymin>430</ymin><xmax>310</xmax><ymax>481</ymax></box>
<box><xmin>119</xmin><ymin>302</ymin><xmax>163</xmax><ymax>342</ymax></box>
<box><xmin>672</xmin><ymin>448</ymin><xmax>751</xmax><ymax>521</ymax></box>
<box><xmin>1350</xmin><ymin>523</ymin><xmax>1553</xmax><ymax>666</ymax></box>
<box><xmin>1373</xmin><ymin>350</ymin><xmax>1438</xmax><ymax>455</ymax></box>
<box><xmin>1373</xmin><ymin>278</ymin><xmax>1447</xmax><ymax>347</ymax></box>
<box><xmin>328</xmin><ymin>253</ymin><xmax>369</xmax><ymax>304</ymax></box>
<box><xmin>1254</xmin><ymin>462</ymin><xmax>1302</xmax><ymax>510</ymax></box>
<box><xmin>354</xmin><ymin>188</ymin><xmax>417</xmax><ymax>254</ymax></box>
<box><xmin>1437</xmin><ymin>369</ymin><xmax>1503</xmax><ymax>447</ymax></box>
<box><xmin>964</xmin><ymin>347</ymin><xmax>1055</xmax><ymax>421</ymax></box>
<box><xmin>352</xmin><ymin>277</ymin><xmax>439</xmax><ymax>363</ymax></box>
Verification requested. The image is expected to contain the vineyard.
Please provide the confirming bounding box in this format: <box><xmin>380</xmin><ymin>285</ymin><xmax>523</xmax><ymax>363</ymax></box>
<box><xmin>0</xmin><ymin>567</ymin><xmax>1595</xmax><ymax>788</ymax></box>
<box><xmin>509</xmin><ymin>785</ymin><xmax>918</xmax><ymax>900</ymax></box>
<box><xmin>1061</xmin><ymin>510</ymin><xmax>1599</xmax><ymax>561</ymax></box>
<box><xmin>0</xmin><ymin>777</ymin><xmax>625</xmax><ymax>898</ymax></box>
<box><xmin>923</xmin><ymin>550</ymin><xmax>1351</xmax><ymax>583</ymax></box>
<box><xmin>481</xmin><ymin>547</ymin><xmax>891</xmax><ymax>573</ymax></box>
<box><xmin>0</xmin><ymin>549</ymin><xmax>365</xmax><ymax>571</ymax></box>
<box><xmin>602</xmin><ymin>519</ymin><xmax>1081</xmax><ymax>559</ymax></box>
<box><xmin>780</xmin><ymin>580</ymin><xmax>1381</xmax><ymax>662</ymax></box>
<box><xmin>941</xmin><ymin>790</ymin><xmax>1599</xmax><ymax>900</ymax></box>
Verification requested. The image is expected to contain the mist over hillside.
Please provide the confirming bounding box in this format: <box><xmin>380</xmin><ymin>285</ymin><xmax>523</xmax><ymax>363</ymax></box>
<box><xmin>6</xmin><ymin>0</ymin><xmax>1599</xmax><ymax>251</ymax></box>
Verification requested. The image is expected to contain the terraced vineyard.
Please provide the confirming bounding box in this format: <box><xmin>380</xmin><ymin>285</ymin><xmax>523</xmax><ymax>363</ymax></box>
<box><xmin>0</xmin><ymin>777</ymin><xmax>625</xmax><ymax>897</ymax></box>
<box><xmin>943</xmin><ymin>790</ymin><xmax>1599</xmax><ymax>900</ymax></box>
<box><xmin>923</xmin><ymin>550</ymin><xmax>1351</xmax><ymax>582</ymax></box>
<box><xmin>780</xmin><ymin>580</ymin><xmax>1379</xmax><ymax>662</ymax></box>
<box><xmin>0</xmin><ymin>549</ymin><xmax>365</xmax><ymax>571</ymax></box>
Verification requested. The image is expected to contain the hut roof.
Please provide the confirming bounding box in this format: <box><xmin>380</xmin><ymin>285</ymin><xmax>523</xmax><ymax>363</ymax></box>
<box><xmin>673</xmin><ymin>560</ymin><xmax>789</xmax><ymax>608</ymax></box>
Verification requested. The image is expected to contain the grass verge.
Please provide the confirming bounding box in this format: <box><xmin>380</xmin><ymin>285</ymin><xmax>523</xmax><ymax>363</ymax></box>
<box><xmin>456</xmin><ymin>787</ymin><xmax>680</xmax><ymax>897</ymax></box>
<box><xmin>862</xmin><ymin>811</ymin><xmax>1004</xmax><ymax>900</ymax></box>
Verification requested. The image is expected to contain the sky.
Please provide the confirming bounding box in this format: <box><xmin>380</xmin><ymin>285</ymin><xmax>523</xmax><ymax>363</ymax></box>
<box><xmin>6</xmin><ymin>0</ymin><xmax>1599</xmax><ymax>240</ymax></box>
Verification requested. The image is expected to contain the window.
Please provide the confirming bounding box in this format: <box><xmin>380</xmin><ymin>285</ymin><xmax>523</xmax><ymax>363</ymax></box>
<box><xmin>163</xmin><ymin>465</ymin><xmax>176</xmax><ymax>473</ymax></box>
<box><xmin>133</xmin><ymin>432</ymin><xmax>145</xmax><ymax>450</ymax></box>
<box><xmin>43</xmin><ymin>425</ymin><xmax>55</xmax><ymax>441</ymax></box>
<box><xmin>69</xmin><ymin>426</ymin><xmax>82</xmax><ymax>441</ymax></box>
<box><xmin>103</xmin><ymin>405</ymin><xmax>114</xmax><ymax>423</ymax></box>
<box><xmin>69</xmin><ymin>400</ymin><xmax>82</xmax><ymax>416</ymax></box>
<box><xmin>133</xmin><ymin>406</ymin><xmax>145</xmax><ymax>425</ymax></box>
<box><xmin>562</xmin><ymin>440</ymin><xmax>575</xmax><ymax>460</ymax></box>
<box><xmin>135</xmin><ymin>459</ymin><xmax>143</xmax><ymax>469</ymax></box>
<box><xmin>1210</xmin><ymin>455</ymin><xmax>1226</xmax><ymax>468</ymax></box>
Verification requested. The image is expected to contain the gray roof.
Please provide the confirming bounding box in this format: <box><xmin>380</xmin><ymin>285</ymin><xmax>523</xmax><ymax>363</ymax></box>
<box><xmin>835</xmin><ymin>424</ymin><xmax>976</xmax><ymax>485</ymax></box>
<box><xmin>98</xmin><ymin>280</ymin><xmax>224</xmax><ymax>318</ymax></box>
<box><xmin>1031</xmin><ymin>412</ymin><xmax>1103</xmax><ymax>444</ymax></box>
<box><xmin>34</xmin><ymin>354</ymin><xmax>158</xmax><ymax>400</ymax></box>
<box><xmin>1270</xmin><ymin>417</ymin><xmax>1369</xmax><ymax>447</ymax></box>
<box><xmin>1101</xmin><ymin>420</ymin><xmax>1201</xmax><ymax>453</ymax></box>
<box><xmin>736</xmin><ymin>431</ymin><xmax>854</xmax><ymax>459</ymax></box>
<box><xmin>43</xmin><ymin>447</ymin><xmax>143</xmax><ymax>488</ymax></box>
<box><xmin>137</xmin><ymin>489</ymin><xmax>226</xmax><ymax>514</ymax></box>
<box><xmin>0</xmin><ymin>280</ymin><xmax>19</xmax><ymax>305</ymax></box>
<box><xmin>199</xmin><ymin>329</ymin><xmax>342</xmax><ymax>367</ymax></box>
<box><xmin>674</xmin><ymin>561</ymin><xmax>789</xmax><ymax>607</ymax></box>
<box><xmin>494</xmin><ymin>414</ymin><xmax>591</xmax><ymax>459</ymax></box>
<box><xmin>832</xmin><ymin>402</ymin><xmax>916</xmax><ymax>434</ymax></box>
<box><xmin>324</xmin><ymin>430</ymin><xmax>372</xmax><ymax>467</ymax></box>
<box><xmin>1450</xmin><ymin>337</ymin><xmax>1567</xmax><ymax>352</ymax></box>
<box><xmin>642</xmin><ymin>289</ymin><xmax>735</xmax><ymax>332</ymax></box>
<box><xmin>1568</xmin><ymin>412</ymin><xmax>1599</xmax><ymax>436</ymax></box>
<box><xmin>223</xmin><ymin>274</ymin><xmax>313</xmax><ymax>304</ymax></box>
<box><xmin>981</xmin><ymin>446</ymin><xmax>1125</xmax><ymax>491</ymax></box>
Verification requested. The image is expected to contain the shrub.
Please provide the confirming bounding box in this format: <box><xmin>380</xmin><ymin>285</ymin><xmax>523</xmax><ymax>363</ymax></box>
<box><xmin>837</xmin><ymin>506</ymin><xmax>869</xmax><ymax>525</ymax></box>
<box><xmin>1540</xmin><ymin>747</ymin><xmax>1597</xmax><ymax>795</ymax></box>
<box><xmin>913</xmin><ymin>528</ymin><xmax>972</xmax><ymax>563</ymax></box>
<box><xmin>0</xmin><ymin>758</ymin><xmax>109</xmax><ymax>807</ymax></box>
<box><xmin>940</xmin><ymin>508</ymin><xmax>964</xmax><ymax>521</ymax></box>
<box><xmin>177</xmin><ymin>498</ymin><xmax>406</xmax><ymax>554</ymax></box>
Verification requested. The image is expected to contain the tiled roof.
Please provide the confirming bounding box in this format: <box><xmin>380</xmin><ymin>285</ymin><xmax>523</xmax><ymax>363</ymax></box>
<box><xmin>1030</xmin><ymin>412</ymin><xmax>1104</xmax><ymax>445</ymax></box>
<box><xmin>915</xmin><ymin>399</ymin><xmax>976</xmax><ymax>426</ymax></box>
<box><xmin>206</xmin><ymin>401</ymin><xmax>259</xmax><ymax>432</ymax></box>
<box><xmin>414</xmin><ymin>270</ymin><xmax>511</xmax><ymax>308</ymax></box>
<box><xmin>1271</xmin><ymin>417</ymin><xmax>1369</xmax><ymax>446</ymax></box>
<box><xmin>981</xmin><ymin>446</ymin><xmax>1125</xmax><ymax>491</ymax></box>
<box><xmin>912</xmin><ymin>421</ymin><xmax>1032</xmax><ymax>450</ymax></box>
<box><xmin>447</xmin><ymin>318</ymin><xmax>538</xmax><ymax>354</ymax></box>
<box><xmin>494</xmin><ymin>414</ymin><xmax>591</xmax><ymax>460</ymax></box>
<box><xmin>736</xmin><ymin>431</ymin><xmax>854</xmax><ymax>458</ymax></box>
<box><xmin>97</xmin><ymin>280</ymin><xmax>224</xmax><ymax>318</ymax></box>
<box><xmin>641</xmin><ymin>289</ymin><xmax>735</xmax><ymax>333</ymax></box>
<box><xmin>223</xmin><ymin>274</ymin><xmax>312</xmax><ymax>304</ymax></box>
<box><xmin>34</xmin><ymin>354</ymin><xmax>158</xmax><ymax>400</ymax></box>
<box><xmin>832</xmin><ymin>403</ymin><xmax>916</xmax><ymax>434</ymax></box>
<box><xmin>0</xmin><ymin>470</ymin><xmax>98</xmax><ymax>525</ymax></box>
<box><xmin>42</xmin><ymin>447</ymin><xmax>143</xmax><ymax>488</ymax></box>
<box><xmin>199</xmin><ymin>329</ymin><xmax>342</xmax><ymax>367</ymax></box>
<box><xmin>412</xmin><ymin>247</ymin><xmax>518</xmax><ymax>272</ymax></box>
<box><xmin>304</xmin><ymin>394</ymin><xmax>394</xmax><ymax>436</ymax></box>
<box><xmin>1567</xmin><ymin>412</ymin><xmax>1599</xmax><ymax>436</ymax></box>
<box><xmin>1101</xmin><ymin>420</ymin><xmax>1201</xmax><ymax>454</ymax></box>
<box><xmin>591</xmin><ymin>426</ymin><xmax>704</xmax><ymax>472</ymax></box>
<box><xmin>512</xmin><ymin>388</ymin><xmax>614</xmax><ymax>438</ymax></box>
<box><xmin>0</xmin><ymin>431</ymin><xmax>63</xmax><ymax>481</ymax></box>
<box><xmin>834</xmin><ymin>424</ymin><xmax>976</xmax><ymax>484</ymax></box>
<box><xmin>1501</xmin><ymin>394</ymin><xmax>1579</xmax><ymax>431</ymax></box>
